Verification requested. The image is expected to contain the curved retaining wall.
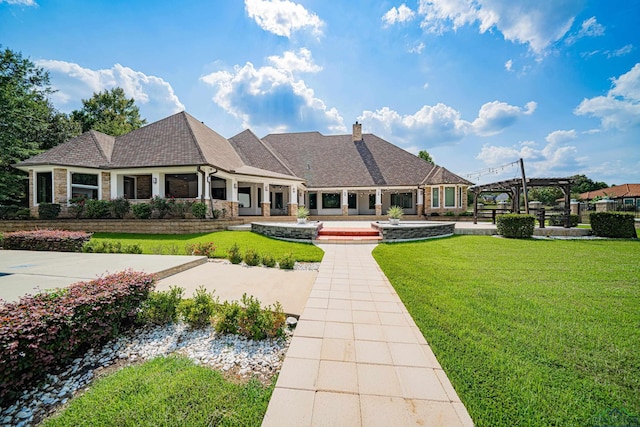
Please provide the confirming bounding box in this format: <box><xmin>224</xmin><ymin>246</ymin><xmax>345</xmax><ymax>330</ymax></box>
<box><xmin>372</xmin><ymin>221</ymin><xmax>455</xmax><ymax>241</ymax></box>
<box><xmin>251</xmin><ymin>222</ymin><xmax>321</xmax><ymax>240</ymax></box>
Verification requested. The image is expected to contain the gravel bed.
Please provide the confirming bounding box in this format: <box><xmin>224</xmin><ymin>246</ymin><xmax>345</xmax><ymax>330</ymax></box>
<box><xmin>0</xmin><ymin>323</ymin><xmax>292</xmax><ymax>427</ymax></box>
<box><xmin>211</xmin><ymin>258</ymin><xmax>321</xmax><ymax>271</ymax></box>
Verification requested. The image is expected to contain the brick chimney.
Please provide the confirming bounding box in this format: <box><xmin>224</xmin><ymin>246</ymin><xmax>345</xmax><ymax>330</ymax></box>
<box><xmin>352</xmin><ymin>121</ymin><xmax>362</xmax><ymax>142</ymax></box>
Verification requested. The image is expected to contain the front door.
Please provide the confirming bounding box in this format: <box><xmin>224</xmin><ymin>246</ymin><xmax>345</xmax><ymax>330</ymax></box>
<box><xmin>271</xmin><ymin>192</ymin><xmax>284</xmax><ymax>214</ymax></box>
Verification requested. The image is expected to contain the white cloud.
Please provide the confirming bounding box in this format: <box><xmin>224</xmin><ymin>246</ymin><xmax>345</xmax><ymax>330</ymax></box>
<box><xmin>566</xmin><ymin>16</ymin><xmax>605</xmax><ymax>45</ymax></box>
<box><xmin>35</xmin><ymin>60</ymin><xmax>185</xmax><ymax>121</ymax></box>
<box><xmin>244</xmin><ymin>0</ymin><xmax>324</xmax><ymax>38</ymax></box>
<box><xmin>382</xmin><ymin>4</ymin><xmax>416</xmax><ymax>27</ymax></box>
<box><xmin>200</xmin><ymin>49</ymin><xmax>344</xmax><ymax>133</ymax></box>
<box><xmin>358</xmin><ymin>99</ymin><xmax>535</xmax><ymax>146</ymax></box>
<box><xmin>575</xmin><ymin>63</ymin><xmax>640</xmax><ymax>129</ymax></box>
<box><xmin>471</xmin><ymin>100</ymin><xmax>536</xmax><ymax>136</ymax></box>
<box><xmin>476</xmin><ymin>137</ymin><xmax>580</xmax><ymax>177</ymax></box>
<box><xmin>416</xmin><ymin>0</ymin><xmax>581</xmax><ymax>54</ymax></box>
<box><xmin>267</xmin><ymin>48</ymin><xmax>321</xmax><ymax>73</ymax></box>
<box><xmin>0</xmin><ymin>0</ymin><xmax>37</xmax><ymax>5</ymax></box>
<box><xmin>409</xmin><ymin>42</ymin><xmax>425</xmax><ymax>54</ymax></box>
<box><xmin>545</xmin><ymin>129</ymin><xmax>577</xmax><ymax>144</ymax></box>
<box><xmin>608</xmin><ymin>44</ymin><xmax>634</xmax><ymax>58</ymax></box>
<box><xmin>505</xmin><ymin>59</ymin><xmax>513</xmax><ymax>71</ymax></box>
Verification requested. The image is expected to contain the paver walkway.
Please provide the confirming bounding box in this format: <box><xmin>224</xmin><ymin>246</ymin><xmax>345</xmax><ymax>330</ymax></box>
<box><xmin>262</xmin><ymin>243</ymin><xmax>473</xmax><ymax>427</ymax></box>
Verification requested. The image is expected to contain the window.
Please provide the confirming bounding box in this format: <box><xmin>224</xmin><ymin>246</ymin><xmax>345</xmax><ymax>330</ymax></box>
<box><xmin>71</xmin><ymin>172</ymin><xmax>99</xmax><ymax>199</ymax></box>
<box><xmin>238</xmin><ymin>187</ymin><xmax>251</xmax><ymax>208</ymax></box>
<box><xmin>348</xmin><ymin>193</ymin><xmax>357</xmax><ymax>209</ymax></box>
<box><xmin>165</xmin><ymin>174</ymin><xmax>197</xmax><ymax>198</ymax></box>
<box><xmin>391</xmin><ymin>192</ymin><xmax>412</xmax><ymax>209</ymax></box>
<box><xmin>444</xmin><ymin>187</ymin><xmax>455</xmax><ymax>208</ymax></box>
<box><xmin>322</xmin><ymin>193</ymin><xmax>340</xmax><ymax>209</ymax></box>
<box><xmin>210</xmin><ymin>177</ymin><xmax>226</xmax><ymax>200</ymax></box>
<box><xmin>432</xmin><ymin>188</ymin><xmax>440</xmax><ymax>208</ymax></box>
<box><xmin>369</xmin><ymin>194</ymin><xmax>376</xmax><ymax>210</ymax></box>
<box><xmin>36</xmin><ymin>172</ymin><xmax>52</xmax><ymax>204</ymax></box>
<box><xmin>458</xmin><ymin>187</ymin><xmax>463</xmax><ymax>208</ymax></box>
<box><xmin>309</xmin><ymin>193</ymin><xmax>317</xmax><ymax>209</ymax></box>
<box><xmin>124</xmin><ymin>176</ymin><xmax>136</xmax><ymax>199</ymax></box>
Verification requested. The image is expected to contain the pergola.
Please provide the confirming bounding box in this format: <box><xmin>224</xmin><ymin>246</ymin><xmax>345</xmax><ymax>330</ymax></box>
<box><xmin>470</xmin><ymin>177</ymin><xmax>575</xmax><ymax>227</ymax></box>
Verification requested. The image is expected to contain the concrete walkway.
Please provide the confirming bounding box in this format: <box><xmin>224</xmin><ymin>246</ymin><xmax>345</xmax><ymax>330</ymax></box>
<box><xmin>262</xmin><ymin>244</ymin><xmax>473</xmax><ymax>427</ymax></box>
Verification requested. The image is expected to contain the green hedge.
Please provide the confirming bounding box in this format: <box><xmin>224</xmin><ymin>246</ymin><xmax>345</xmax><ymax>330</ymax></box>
<box><xmin>496</xmin><ymin>214</ymin><xmax>535</xmax><ymax>238</ymax></box>
<box><xmin>548</xmin><ymin>214</ymin><xmax>579</xmax><ymax>227</ymax></box>
<box><xmin>589</xmin><ymin>212</ymin><xmax>636</xmax><ymax>238</ymax></box>
<box><xmin>38</xmin><ymin>203</ymin><xmax>61</xmax><ymax>220</ymax></box>
<box><xmin>3</xmin><ymin>229</ymin><xmax>92</xmax><ymax>252</ymax></box>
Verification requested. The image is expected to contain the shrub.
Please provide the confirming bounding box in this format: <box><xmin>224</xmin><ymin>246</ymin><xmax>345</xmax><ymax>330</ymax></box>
<box><xmin>138</xmin><ymin>286</ymin><xmax>184</xmax><ymax>325</ymax></box>
<box><xmin>215</xmin><ymin>300</ymin><xmax>242</xmax><ymax>335</ymax></box>
<box><xmin>296</xmin><ymin>206</ymin><xmax>309</xmax><ymax>219</ymax></box>
<box><xmin>187</xmin><ymin>242</ymin><xmax>216</xmax><ymax>258</ymax></box>
<box><xmin>261</xmin><ymin>253</ymin><xmax>276</xmax><ymax>268</ymax></box>
<box><xmin>549</xmin><ymin>214</ymin><xmax>579</xmax><ymax>227</ymax></box>
<box><xmin>110</xmin><ymin>197</ymin><xmax>131</xmax><ymax>219</ymax></box>
<box><xmin>3</xmin><ymin>229</ymin><xmax>91</xmax><ymax>252</ymax></box>
<box><xmin>170</xmin><ymin>200</ymin><xmax>192</xmax><ymax>219</ymax></box>
<box><xmin>243</xmin><ymin>248</ymin><xmax>261</xmax><ymax>266</ymax></box>
<box><xmin>191</xmin><ymin>202</ymin><xmax>207</xmax><ymax>219</ymax></box>
<box><xmin>84</xmin><ymin>199</ymin><xmax>111</xmax><ymax>219</ymax></box>
<box><xmin>496</xmin><ymin>214</ymin><xmax>535</xmax><ymax>238</ymax></box>
<box><xmin>38</xmin><ymin>203</ymin><xmax>61</xmax><ymax>219</ymax></box>
<box><xmin>386</xmin><ymin>205</ymin><xmax>404</xmax><ymax>219</ymax></box>
<box><xmin>0</xmin><ymin>270</ymin><xmax>154</xmax><ymax>404</ymax></box>
<box><xmin>14</xmin><ymin>208</ymin><xmax>31</xmax><ymax>219</ymax></box>
<box><xmin>590</xmin><ymin>212</ymin><xmax>636</xmax><ymax>238</ymax></box>
<box><xmin>178</xmin><ymin>286</ymin><xmax>217</xmax><ymax>329</ymax></box>
<box><xmin>430</xmin><ymin>212</ymin><xmax>440</xmax><ymax>216</ymax></box>
<box><xmin>150</xmin><ymin>196</ymin><xmax>171</xmax><ymax>219</ymax></box>
<box><xmin>68</xmin><ymin>197</ymin><xmax>86</xmax><ymax>218</ymax></box>
<box><xmin>279</xmin><ymin>253</ymin><xmax>295</xmax><ymax>270</ymax></box>
<box><xmin>238</xmin><ymin>294</ymin><xmax>286</xmax><ymax>340</ymax></box>
<box><xmin>444</xmin><ymin>211</ymin><xmax>455</xmax><ymax>216</ymax></box>
<box><xmin>228</xmin><ymin>243</ymin><xmax>243</xmax><ymax>264</ymax></box>
<box><xmin>82</xmin><ymin>240</ymin><xmax>142</xmax><ymax>254</ymax></box>
<box><xmin>0</xmin><ymin>205</ymin><xmax>21</xmax><ymax>220</ymax></box>
<box><xmin>132</xmin><ymin>203</ymin><xmax>152</xmax><ymax>219</ymax></box>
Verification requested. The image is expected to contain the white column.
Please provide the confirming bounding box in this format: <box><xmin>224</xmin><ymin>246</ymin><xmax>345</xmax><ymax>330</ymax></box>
<box><xmin>417</xmin><ymin>187</ymin><xmax>423</xmax><ymax>205</ymax></box>
<box><xmin>264</xmin><ymin>184</ymin><xmax>270</xmax><ymax>203</ymax></box>
<box><xmin>290</xmin><ymin>185</ymin><xmax>297</xmax><ymax>204</ymax></box>
<box><xmin>151</xmin><ymin>173</ymin><xmax>161</xmax><ymax>197</ymax></box>
<box><xmin>376</xmin><ymin>188</ymin><xmax>381</xmax><ymax>205</ymax></box>
<box><xmin>342</xmin><ymin>189</ymin><xmax>348</xmax><ymax>206</ymax></box>
<box><xmin>229</xmin><ymin>178</ymin><xmax>238</xmax><ymax>202</ymax></box>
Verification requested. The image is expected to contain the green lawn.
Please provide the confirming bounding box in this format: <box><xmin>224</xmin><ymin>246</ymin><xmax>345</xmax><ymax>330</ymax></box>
<box><xmin>372</xmin><ymin>236</ymin><xmax>640</xmax><ymax>427</ymax></box>
<box><xmin>90</xmin><ymin>231</ymin><xmax>324</xmax><ymax>262</ymax></box>
<box><xmin>42</xmin><ymin>356</ymin><xmax>274</xmax><ymax>427</ymax></box>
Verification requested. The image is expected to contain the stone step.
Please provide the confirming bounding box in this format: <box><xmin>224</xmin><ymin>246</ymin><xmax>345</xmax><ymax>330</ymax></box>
<box><xmin>317</xmin><ymin>228</ymin><xmax>380</xmax><ymax>237</ymax></box>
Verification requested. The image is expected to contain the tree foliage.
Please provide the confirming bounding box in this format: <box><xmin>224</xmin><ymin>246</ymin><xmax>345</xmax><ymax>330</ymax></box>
<box><xmin>72</xmin><ymin>87</ymin><xmax>147</xmax><ymax>136</ymax></box>
<box><xmin>418</xmin><ymin>150</ymin><xmax>434</xmax><ymax>164</ymax></box>
<box><xmin>570</xmin><ymin>174</ymin><xmax>608</xmax><ymax>196</ymax></box>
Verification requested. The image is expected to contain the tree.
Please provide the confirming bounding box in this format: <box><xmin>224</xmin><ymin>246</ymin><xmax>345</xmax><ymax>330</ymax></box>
<box><xmin>72</xmin><ymin>87</ymin><xmax>147</xmax><ymax>136</ymax></box>
<box><xmin>570</xmin><ymin>174</ymin><xmax>608</xmax><ymax>196</ymax></box>
<box><xmin>418</xmin><ymin>150</ymin><xmax>434</xmax><ymax>164</ymax></box>
<box><xmin>528</xmin><ymin>187</ymin><xmax>564</xmax><ymax>206</ymax></box>
<box><xmin>0</xmin><ymin>47</ymin><xmax>55</xmax><ymax>204</ymax></box>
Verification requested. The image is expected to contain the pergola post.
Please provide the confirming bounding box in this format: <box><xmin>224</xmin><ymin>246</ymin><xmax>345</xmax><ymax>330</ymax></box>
<box><xmin>473</xmin><ymin>190</ymin><xmax>478</xmax><ymax>224</ymax></box>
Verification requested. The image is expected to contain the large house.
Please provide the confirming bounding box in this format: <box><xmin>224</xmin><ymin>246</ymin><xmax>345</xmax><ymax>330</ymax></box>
<box><xmin>578</xmin><ymin>184</ymin><xmax>640</xmax><ymax>209</ymax></box>
<box><xmin>15</xmin><ymin>112</ymin><xmax>472</xmax><ymax>218</ymax></box>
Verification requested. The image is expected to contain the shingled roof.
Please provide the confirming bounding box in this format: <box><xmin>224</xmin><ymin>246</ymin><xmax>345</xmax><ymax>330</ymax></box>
<box><xmin>229</xmin><ymin>129</ymin><xmax>295</xmax><ymax>177</ymax></box>
<box><xmin>579</xmin><ymin>183</ymin><xmax>640</xmax><ymax>200</ymax></box>
<box><xmin>261</xmin><ymin>131</ymin><xmax>472</xmax><ymax>188</ymax></box>
<box><xmin>17</xmin><ymin>130</ymin><xmax>115</xmax><ymax>168</ymax></box>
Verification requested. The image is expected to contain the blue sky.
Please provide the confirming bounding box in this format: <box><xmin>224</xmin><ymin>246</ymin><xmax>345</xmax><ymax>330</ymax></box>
<box><xmin>2</xmin><ymin>0</ymin><xmax>639</xmax><ymax>185</ymax></box>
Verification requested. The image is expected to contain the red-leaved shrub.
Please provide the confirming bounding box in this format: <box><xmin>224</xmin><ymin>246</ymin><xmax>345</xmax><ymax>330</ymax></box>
<box><xmin>2</xmin><ymin>229</ymin><xmax>92</xmax><ymax>252</ymax></box>
<box><xmin>0</xmin><ymin>270</ymin><xmax>155</xmax><ymax>405</ymax></box>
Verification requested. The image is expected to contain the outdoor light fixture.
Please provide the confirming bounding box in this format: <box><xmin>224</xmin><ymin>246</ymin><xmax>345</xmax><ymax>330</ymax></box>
<box><xmin>153</xmin><ymin>177</ymin><xmax>157</xmax><ymax>184</ymax></box>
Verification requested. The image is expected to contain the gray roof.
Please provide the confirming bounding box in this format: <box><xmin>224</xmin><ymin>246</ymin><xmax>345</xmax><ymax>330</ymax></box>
<box><xmin>262</xmin><ymin>132</ymin><xmax>472</xmax><ymax>188</ymax></box>
<box><xmin>17</xmin><ymin>130</ymin><xmax>115</xmax><ymax>168</ymax></box>
<box><xmin>229</xmin><ymin>129</ymin><xmax>295</xmax><ymax>177</ymax></box>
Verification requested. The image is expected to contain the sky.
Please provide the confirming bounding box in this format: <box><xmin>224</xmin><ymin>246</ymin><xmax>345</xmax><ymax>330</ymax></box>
<box><xmin>2</xmin><ymin>0</ymin><xmax>639</xmax><ymax>186</ymax></box>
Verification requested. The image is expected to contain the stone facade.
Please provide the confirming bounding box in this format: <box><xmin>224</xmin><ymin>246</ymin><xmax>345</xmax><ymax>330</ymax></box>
<box><xmin>251</xmin><ymin>222</ymin><xmax>319</xmax><ymax>240</ymax></box>
<box><xmin>288</xmin><ymin>203</ymin><xmax>298</xmax><ymax>216</ymax></box>
<box><xmin>372</xmin><ymin>221</ymin><xmax>455</xmax><ymax>241</ymax></box>
<box><xmin>53</xmin><ymin>168</ymin><xmax>67</xmax><ymax>205</ymax></box>
<box><xmin>342</xmin><ymin>205</ymin><xmax>349</xmax><ymax>216</ymax></box>
<box><xmin>375</xmin><ymin>204</ymin><xmax>382</xmax><ymax>216</ymax></box>
<box><xmin>261</xmin><ymin>202</ymin><xmax>271</xmax><ymax>217</ymax></box>
<box><xmin>101</xmin><ymin>172</ymin><xmax>111</xmax><ymax>201</ymax></box>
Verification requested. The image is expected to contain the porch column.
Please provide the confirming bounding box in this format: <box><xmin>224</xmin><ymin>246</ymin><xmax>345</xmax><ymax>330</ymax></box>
<box><xmin>375</xmin><ymin>188</ymin><xmax>382</xmax><ymax>216</ymax></box>
<box><xmin>261</xmin><ymin>184</ymin><xmax>270</xmax><ymax>217</ymax></box>
<box><xmin>342</xmin><ymin>189</ymin><xmax>349</xmax><ymax>216</ymax></box>
<box><xmin>151</xmin><ymin>173</ymin><xmax>161</xmax><ymax>197</ymax></box>
<box><xmin>288</xmin><ymin>185</ymin><xmax>298</xmax><ymax>216</ymax></box>
<box><xmin>111</xmin><ymin>172</ymin><xmax>119</xmax><ymax>199</ymax></box>
<box><xmin>416</xmin><ymin>187</ymin><xmax>424</xmax><ymax>216</ymax></box>
<box><xmin>228</xmin><ymin>178</ymin><xmax>239</xmax><ymax>218</ymax></box>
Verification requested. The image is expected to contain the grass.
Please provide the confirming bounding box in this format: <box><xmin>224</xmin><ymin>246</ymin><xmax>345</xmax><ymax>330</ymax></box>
<box><xmin>372</xmin><ymin>236</ymin><xmax>640</xmax><ymax>427</ymax></box>
<box><xmin>89</xmin><ymin>231</ymin><xmax>324</xmax><ymax>262</ymax></box>
<box><xmin>42</xmin><ymin>356</ymin><xmax>274</xmax><ymax>427</ymax></box>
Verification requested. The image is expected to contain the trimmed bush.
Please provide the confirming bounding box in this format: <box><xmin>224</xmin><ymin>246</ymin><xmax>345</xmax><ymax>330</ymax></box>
<box><xmin>215</xmin><ymin>301</ymin><xmax>242</xmax><ymax>335</ymax></box>
<box><xmin>261</xmin><ymin>253</ymin><xmax>276</xmax><ymax>268</ymax></box>
<box><xmin>84</xmin><ymin>199</ymin><xmax>111</xmax><ymax>219</ymax></box>
<box><xmin>228</xmin><ymin>243</ymin><xmax>243</xmax><ymax>264</ymax></box>
<box><xmin>549</xmin><ymin>214</ymin><xmax>579</xmax><ymax>227</ymax></box>
<box><xmin>109</xmin><ymin>197</ymin><xmax>131</xmax><ymax>219</ymax></box>
<box><xmin>82</xmin><ymin>240</ymin><xmax>142</xmax><ymax>254</ymax></box>
<box><xmin>68</xmin><ymin>197</ymin><xmax>86</xmax><ymax>218</ymax></box>
<box><xmin>215</xmin><ymin>295</ymin><xmax>286</xmax><ymax>339</ymax></box>
<box><xmin>0</xmin><ymin>270</ymin><xmax>155</xmax><ymax>404</ymax></box>
<box><xmin>150</xmin><ymin>196</ymin><xmax>171</xmax><ymax>219</ymax></box>
<box><xmin>138</xmin><ymin>286</ymin><xmax>184</xmax><ymax>325</ymax></box>
<box><xmin>3</xmin><ymin>229</ymin><xmax>91</xmax><ymax>252</ymax></box>
<box><xmin>186</xmin><ymin>241</ymin><xmax>216</xmax><ymax>258</ymax></box>
<box><xmin>0</xmin><ymin>205</ymin><xmax>21</xmax><ymax>220</ymax></box>
<box><xmin>178</xmin><ymin>286</ymin><xmax>217</xmax><ymax>329</ymax></box>
<box><xmin>278</xmin><ymin>253</ymin><xmax>295</xmax><ymax>270</ymax></box>
<box><xmin>191</xmin><ymin>202</ymin><xmax>207</xmax><ymax>219</ymax></box>
<box><xmin>590</xmin><ymin>212</ymin><xmax>636</xmax><ymax>238</ymax></box>
<box><xmin>243</xmin><ymin>248</ymin><xmax>261</xmax><ymax>266</ymax></box>
<box><xmin>38</xmin><ymin>203</ymin><xmax>61</xmax><ymax>220</ymax></box>
<box><xmin>132</xmin><ymin>203</ymin><xmax>152</xmax><ymax>219</ymax></box>
<box><xmin>496</xmin><ymin>214</ymin><xmax>535</xmax><ymax>238</ymax></box>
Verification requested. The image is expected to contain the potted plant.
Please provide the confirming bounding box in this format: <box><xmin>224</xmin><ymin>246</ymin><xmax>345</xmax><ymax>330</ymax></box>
<box><xmin>387</xmin><ymin>205</ymin><xmax>403</xmax><ymax>225</ymax></box>
<box><xmin>296</xmin><ymin>206</ymin><xmax>310</xmax><ymax>224</ymax></box>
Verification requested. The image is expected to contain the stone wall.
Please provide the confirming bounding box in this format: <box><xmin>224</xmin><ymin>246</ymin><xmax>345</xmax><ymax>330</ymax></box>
<box><xmin>372</xmin><ymin>221</ymin><xmax>455</xmax><ymax>241</ymax></box>
<box><xmin>101</xmin><ymin>172</ymin><xmax>111</xmax><ymax>201</ymax></box>
<box><xmin>0</xmin><ymin>219</ymin><xmax>243</xmax><ymax>234</ymax></box>
<box><xmin>251</xmin><ymin>222</ymin><xmax>319</xmax><ymax>240</ymax></box>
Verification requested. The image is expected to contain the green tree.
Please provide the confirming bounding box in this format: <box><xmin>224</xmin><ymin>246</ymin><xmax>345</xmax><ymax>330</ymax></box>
<box><xmin>570</xmin><ymin>174</ymin><xmax>608</xmax><ymax>196</ymax></box>
<box><xmin>528</xmin><ymin>187</ymin><xmax>564</xmax><ymax>206</ymax></box>
<box><xmin>42</xmin><ymin>110</ymin><xmax>82</xmax><ymax>150</ymax></box>
<box><xmin>0</xmin><ymin>47</ymin><xmax>56</xmax><ymax>204</ymax></box>
<box><xmin>72</xmin><ymin>87</ymin><xmax>147</xmax><ymax>136</ymax></box>
<box><xmin>418</xmin><ymin>150</ymin><xmax>434</xmax><ymax>164</ymax></box>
